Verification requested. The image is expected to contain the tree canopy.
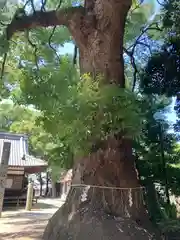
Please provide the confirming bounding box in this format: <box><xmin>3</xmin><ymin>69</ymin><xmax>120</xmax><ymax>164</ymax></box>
<box><xmin>0</xmin><ymin>0</ymin><xmax>159</xmax><ymax>160</ymax></box>
<box><xmin>0</xmin><ymin>0</ymin><xmax>179</xmax><ymax>179</ymax></box>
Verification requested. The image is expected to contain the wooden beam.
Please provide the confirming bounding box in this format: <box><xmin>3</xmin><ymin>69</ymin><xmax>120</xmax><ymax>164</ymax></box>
<box><xmin>25</xmin><ymin>182</ymin><xmax>34</xmax><ymax>211</ymax></box>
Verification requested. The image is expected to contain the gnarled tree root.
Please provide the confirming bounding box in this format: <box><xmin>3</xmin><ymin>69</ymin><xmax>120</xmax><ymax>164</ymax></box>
<box><xmin>43</xmin><ymin>187</ymin><xmax>161</xmax><ymax>240</ymax></box>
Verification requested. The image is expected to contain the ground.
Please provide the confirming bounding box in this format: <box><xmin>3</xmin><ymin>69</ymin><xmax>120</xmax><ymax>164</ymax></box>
<box><xmin>0</xmin><ymin>198</ymin><xmax>64</xmax><ymax>240</ymax></box>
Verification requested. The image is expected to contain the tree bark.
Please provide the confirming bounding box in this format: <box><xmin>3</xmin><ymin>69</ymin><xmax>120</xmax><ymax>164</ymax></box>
<box><xmin>71</xmin><ymin>0</ymin><xmax>128</xmax><ymax>86</ymax></box>
<box><xmin>43</xmin><ymin>138</ymin><xmax>158</xmax><ymax>240</ymax></box>
<box><xmin>7</xmin><ymin>0</ymin><xmax>160</xmax><ymax>239</ymax></box>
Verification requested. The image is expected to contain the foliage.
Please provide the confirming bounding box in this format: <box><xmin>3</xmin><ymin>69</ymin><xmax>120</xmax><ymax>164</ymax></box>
<box><xmin>132</xmin><ymin>1</ymin><xmax>180</xmax><ymax>225</ymax></box>
<box><xmin>139</xmin><ymin>0</ymin><xmax>180</xmax><ymax>137</ymax></box>
<box><xmin>0</xmin><ymin>0</ymin><xmax>157</xmax><ymax>97</ymax></box>
<box><xmin>140</xmin><ymin>40</ymin><xmax>180</xmax><ymax>97</ymax></box>
<box><xmin>17</xmin><ymin>67</ymin><xmax>143</xmax><ymax>157</ymax></box>
<box><xmin>50</xmin><ymin>164</ymin><xmax>65</xmax><ymax>182</ymax></box>
<box><xmin>48</xmin><ymin>143</ymin><xmax>74</xmax><ymax>169</ymax></box>
<box><xmin>140</xmin><ymin>0</ymin><xmax>180</xmax><ymax>97</ymax></box>
<box><xmin>159</xmin><ymin>219</ymin><xmax>180</xmax><ymax>233</ymax></box>
<box><xmin>0</xmin><ymin>101</ymin><xmax>56</xmax><ymax>159</ymax></box>
<box><xmin>125</xmin><ymin>1</ymin><xmax>156</xmax><ymax>44</ymax></box>
<box><xmin>0</xmin><ymin>101</ymin><xmax>75</xmax><ymax>174</ymax></box>
<box><xmin>162</xmin><ymin>0</ymin><xmax>180</xmax><ymax>37</ymax></box>
<box><xmin>132</xmin><ymin>93</ymin><xmax>180</xmax><ymax>225</ymax></box>
<box><xmin>135</xmin><ymin>96</ymin><xmax>179</xmax><ymax>189</ymax></box>
<box><xmin>0</xmin><ymin>0</ymin><xmax>159</xmax><ymax>175</ymax></box>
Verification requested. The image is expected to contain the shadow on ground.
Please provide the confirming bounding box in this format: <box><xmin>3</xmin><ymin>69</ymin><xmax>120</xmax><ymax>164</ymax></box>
<box><xmin>2</xmin><ymin>210</ymin><xmax>53</xmax><ymax>219</ymax></box>
<box><xmin>0</xmin><ymin>219</ymin><xmax>47</xmax><ymax>239</ymax></box>
<box><xmin>3</xmin><ymin>200</ymin><xmax>59</xmax><ymax>212</ymax></box>
<box><xmin>0</xmin><ymin>198</ymin><xmax>63</xmax><ymax>240</ymax></box>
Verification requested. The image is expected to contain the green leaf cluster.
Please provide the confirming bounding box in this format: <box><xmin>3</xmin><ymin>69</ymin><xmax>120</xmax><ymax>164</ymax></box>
<box><xmin>17</xmin><ymin>58</ymin><xmax>143</xmax><ymax>157</ymax></box>
<box><xmin>125</xmin><ymin>1</ymin><xmax>156</xmax><ymax>44</ymax></box>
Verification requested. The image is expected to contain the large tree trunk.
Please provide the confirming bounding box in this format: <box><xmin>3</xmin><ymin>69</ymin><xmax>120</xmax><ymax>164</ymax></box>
<box><xmin>71</xmin><ymin>0</ymin><xmax>127</xmax><ymax>87</ymax></box>
<box><xmin>43</xmin><ymin>1</ymin><xmax>159</xmax><ymax>239</ymax></box>
<box><xmin>43</xmin><ymin>138</ymin><xmax>158</xmax><ymax>240</ymax></box>
<box><xmin>7</xmin><ymin>0</ymin><xmax>160</xmax><ymax>239</ymax></box>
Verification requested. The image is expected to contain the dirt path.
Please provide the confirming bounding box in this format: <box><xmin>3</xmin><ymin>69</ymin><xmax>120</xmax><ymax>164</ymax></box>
<box><xmin>0</xmin><ymin>198</ymin><xmax>64</xmax><ymax>240</ymax></box>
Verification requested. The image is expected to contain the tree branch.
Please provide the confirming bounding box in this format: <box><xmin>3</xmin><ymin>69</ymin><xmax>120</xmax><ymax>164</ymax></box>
<box><xmin>73</xmin><ymin>45</ymin><xmax>78</xmax><ymax>65</ymax></box>
<box><xmin>26</xmin><ymin>31</ymin><xmax>39</xmax><ymax>70</ymax></box>
<box><xmin>30</xmin><ymin>0</ymin><xmax>36</xmax><ymax>13</ymax></box>
<box><xmin>48</xmin><ymin>26</ymin><xmax>60</xmax><ymax>62</ymax></box>
<box><xmin>0</xmin><ymin>53</ymin><xmax>7</xmax><ymax>81</ymax></box>
<box><xmin>129</xmin><ymin>0</ymin><xmax>144</xmax><ymax>15</ymax></box>
<box><xmin>6</xmin><ymin>6</ymin><xmax>85</xmax><ymax>41</ymax></box>
<box><xmin>123</xmin><ymin>47</ymin><xmax>139</xmax><ymax>92</ymax></box>
<box><xmin>156</xmin><ymin>0</ymin><xmax>167</xmax><ymax>7</ymax></box>
<box><xmin>41</xmin><ymin>0</ymin><xmax>47</xmax><ymax>11</ymax></box>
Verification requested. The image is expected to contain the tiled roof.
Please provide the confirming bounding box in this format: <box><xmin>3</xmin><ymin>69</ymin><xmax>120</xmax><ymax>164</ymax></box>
<box><xmin>0</xmin><ymin>132</ymin><xmax>47</xmax><ymax>167</ymax></box>
<box><xmin>23</xmin><ymin>154</ymin><xmax>47</xmax><ymax>167</ymax></box>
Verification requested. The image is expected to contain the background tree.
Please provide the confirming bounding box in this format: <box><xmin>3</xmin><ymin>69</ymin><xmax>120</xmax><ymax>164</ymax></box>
<box><xmin>0</xmin><ymin>101</ymin><xmax>51</xmax><ymax>155</ymax></box>
<box><xmin>138</xmin><ymin>0</ymin><xmax>180</xmax><ymax>234</ymax></box>
<box><xmin>134</xmin><ymin>96</ymin><xmax>180</xmax><ymax>221</ymax></box>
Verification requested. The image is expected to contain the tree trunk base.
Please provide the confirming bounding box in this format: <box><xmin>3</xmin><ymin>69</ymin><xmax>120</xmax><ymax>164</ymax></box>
<box><xmin>43</xmin><ymin>187</ymin><xmax>161</xmax><ymax>240</ymax></box>
<box><xmin>43</xmin><ymin>138</ymin><xmax>161</xmax><ymax>240</ymax></box>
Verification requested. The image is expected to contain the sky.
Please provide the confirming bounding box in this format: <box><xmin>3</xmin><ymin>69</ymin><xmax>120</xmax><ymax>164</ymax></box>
<box><xmin>164</xmin><ymin>98</ymin><xmax>177</xmax><ymax>132</ymax></box>
<box><xmin>59</xmin><ymin>42</ymin><xmax>74</xmax><ymax>55</ymax></box>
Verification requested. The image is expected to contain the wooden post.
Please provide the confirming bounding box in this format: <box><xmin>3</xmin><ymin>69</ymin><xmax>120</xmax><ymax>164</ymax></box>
<box><xmin>39</xmin><ymin>172</ymin><xmax>43</xmax><ymax>196</ymax></box>
<box><xmin>45</xmin><ymin>171</ymin><xmax>49</xmax><ymax>196</ymax></box>
<box><xmin>25</xmin><ymin>182</ymin><xmax>34</xmax><ymax>211</ymax></box>
<box><xmin>51</xmin><ymin>180</ymin><xmax>56</xmax><ymax>198</ymax></box>
<box><xmin>0</xmin><ymin>141</ymin><xmax>11</xmax><ymax>217</ymax></box>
